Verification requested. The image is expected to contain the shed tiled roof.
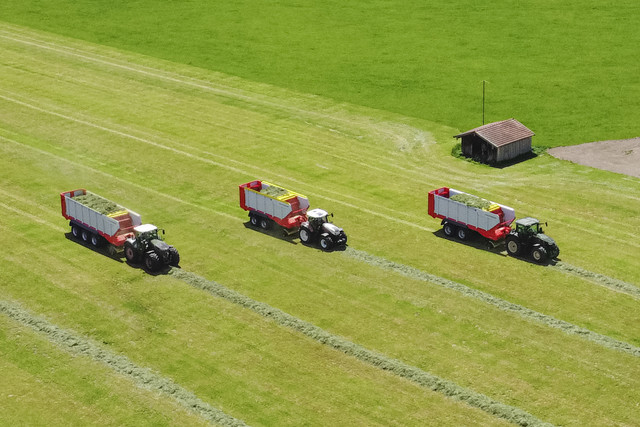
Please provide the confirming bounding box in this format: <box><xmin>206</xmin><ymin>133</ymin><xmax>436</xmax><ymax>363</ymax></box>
<box><xmin>455</xmin><ymin>119</ymin><xmax>534</xmax><ymax>148</ymax></box>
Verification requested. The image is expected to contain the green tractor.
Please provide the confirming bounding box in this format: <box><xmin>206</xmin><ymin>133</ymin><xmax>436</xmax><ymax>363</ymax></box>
<box><xmin>124</xmin><ymin>224</ymin><xmax>180</xmax><ymax>271</ymax></box>
<box><xmin>505</xmin><ymin>217</ymin><xmax>559</xmax><ymax>263</ymax></box>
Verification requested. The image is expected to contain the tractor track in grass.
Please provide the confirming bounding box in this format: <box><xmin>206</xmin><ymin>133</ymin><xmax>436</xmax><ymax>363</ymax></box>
<box><xmin>0</xmin><ymin>299</ymin><xmax>248</xmax><ymax>427</ymax></box>
<box><xmin>2</xmin><ymin>133</ymin><xmax>637</xmax><ymax>355</ymax></box>
<box><xmin>2</xmin><ymin>27</ymin><xmax>638</xmax><ymax>248</ymax></box>
<box><xmin>343</xmin><ymin>248</ymin><xmax>640</xmax><ymax>358</ymax></box>
<box><xmin>168</xmin><ymin>268</ymin><xmax>552</xmax><ymax>427</ymax></box>
<box><xmin>0</xmin><ymin>91</ymin><xmax>435</xmax><ymax>232</ymax></box>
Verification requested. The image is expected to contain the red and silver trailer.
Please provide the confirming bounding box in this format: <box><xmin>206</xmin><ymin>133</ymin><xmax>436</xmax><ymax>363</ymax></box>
<box><xmin>428</xmin><ymin>187</ymin><xmax>515</xmax><ymax>242</ymax></box>
<box><xmin>60</xmin><ymin>189</ymin><xmax>142</xmax><ymax>250</ymax></box>
<box><xmin>239</xmin><ymin>180</ymin><xmax>310</xmax><ymax>232</ymax></box>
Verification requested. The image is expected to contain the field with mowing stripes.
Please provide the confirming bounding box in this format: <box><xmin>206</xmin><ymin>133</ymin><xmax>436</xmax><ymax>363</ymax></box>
<box><xmin>0</xmin><ymin>4</ymin><xmax>639</xmax><ymax>426</ymax></box>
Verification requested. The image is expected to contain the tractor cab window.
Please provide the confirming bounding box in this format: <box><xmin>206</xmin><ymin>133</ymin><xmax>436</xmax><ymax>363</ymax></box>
<box><xmin>310</xmin><ymin>215</ymin><xmax>328</xmax><ymax>227</ymax></box>
<box><xmin>137</xmin><ymin>229</ymin><xmax>159</xmax><ymax>241</ymax></box>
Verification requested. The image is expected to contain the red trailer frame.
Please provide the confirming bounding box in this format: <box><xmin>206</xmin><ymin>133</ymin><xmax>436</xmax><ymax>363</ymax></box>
<box><xmin>428</xmin><ymin>187</ymin><xmax>514</xmax><ymax>241</ymax></box>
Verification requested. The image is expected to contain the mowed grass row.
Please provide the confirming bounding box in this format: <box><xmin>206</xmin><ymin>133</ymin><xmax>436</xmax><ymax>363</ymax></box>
<box><xmin>0</xmin><ymin>300</ymin><xmax>246</xmax><ymax>427</ymax></box>
<box><xmin>0</xmin><ymin>315</ymin><xmax>211</xmax><ymax>427</ymax></box>
<box><xmin>0</xmin><ymin>27</ymin><xmax>639</xmax><ymax>425</ymax></box>
<box><xmin>0</xmin><ymin>221</ymin><xmax>501</xmax><ymax>426</ymax></box>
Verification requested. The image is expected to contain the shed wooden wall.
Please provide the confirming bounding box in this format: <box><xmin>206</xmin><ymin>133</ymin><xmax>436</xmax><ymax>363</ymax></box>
<box><xmin>496</xmin><ymin>137</ymin><xmax>532</xmax><ymax>162</ymax></box>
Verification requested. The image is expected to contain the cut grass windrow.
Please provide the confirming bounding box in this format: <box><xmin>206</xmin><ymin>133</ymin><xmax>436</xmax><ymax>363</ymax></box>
<box><xmin>344</xmin><ymin>248</ymin><xmax>640</xmax><ymax>358</ymax></box>
<box><xmin>553</xmin><ymin>261</ymin><xmax>640</xmax><ymax>300</ymax></box>
<box><xmin>168</xmin><ymin>268</ymin><xmax>553</xmax><ymax>427</ymax></box>
<box><xmin>0</xmin><ymin>299</ymin><xmax>248</xmax><ymax>427</ymax></box>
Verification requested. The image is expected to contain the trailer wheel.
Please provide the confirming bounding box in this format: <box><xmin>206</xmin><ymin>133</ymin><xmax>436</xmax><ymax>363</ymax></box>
<box><xmin>443</xmin><ymin>223</ymin><xmax>456</xmax><ymax>237</ymax></box>
<box><xmin>531</xmin><ymin>246</ymin><xmax>547</xmax><ymax>263</ymax></box>
<box><xmin>506</xmin><ymin>236</ymin><xmax>521</xmax><ymax>256</ymax></box>
<box><xmin>299</xmin><ymin>227</ymin><xmax>311</xmax><ymax>243</ymax></box>
<box><xmin>250</xmin><ymin>214</ymin><xmax>259</xmax><ymax>227</ymax></box>
<box><xmin>457</xmin><ymin>228</ymin><xmax>469</xmax><ymax>241</ymax></box>
<box><xmin>71</xmin><ymin>225</ymin><xmax>80</xmax><ymax>238</ymax></box>
<box><xmin>81</xmin><ymin>230</ymin><xmax>90</xmax><ymax>242</ymax></box>
<box><xmin>144</xmin><ymin>252</ymin><xmax>161</xmax><ymax>271</ymax></box>
<box><xmin>90</xmin><ymin>234</ymin><xmax>102</xmax><ymax>247</ymax></box>
<box><xmin>259</xmin><ymin>217</ymin><xmax>271</xmax><ymax>230</ymax></box>
<box><xmin>320</xmin><ymin>235</ymin><xmax>334</xmax><ymax>252</ymax></box>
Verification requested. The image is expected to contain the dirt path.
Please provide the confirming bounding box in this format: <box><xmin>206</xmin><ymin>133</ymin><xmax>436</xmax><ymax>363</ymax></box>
<box><xmin>548</xmin><ymin>138</ymin><xmax>640</xmax><ymax>178</ymax></box>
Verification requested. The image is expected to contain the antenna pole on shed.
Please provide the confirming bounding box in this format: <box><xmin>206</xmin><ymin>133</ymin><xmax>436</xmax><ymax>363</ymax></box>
<box><xmin>482</xmin><ymin>80</ymin><xmax>486</xmax><ymax>125</ymax></box>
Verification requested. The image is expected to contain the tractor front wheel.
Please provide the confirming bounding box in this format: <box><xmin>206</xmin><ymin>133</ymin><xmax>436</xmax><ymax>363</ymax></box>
<box><xmin>144</xmin><ymin>252</ymin><xmax>161</xmax><ymax>272</ymax></box>
<box><xmin>320</xmin><ymin>235</ymin><xmax>334</xmax><ymax>252</ymax></box>
<box><xmin>531</xmin><ymin>246</ymin><xmax>547</xmax><ymax>263</ymax></box>
<box><xmin>169</xmin><ymin>247</ymin><xmax>180</xmax><ymax>266</ymax></box>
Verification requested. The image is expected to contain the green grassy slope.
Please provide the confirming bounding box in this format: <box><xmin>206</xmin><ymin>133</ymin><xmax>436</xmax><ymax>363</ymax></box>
<box><xmin>0</xmin><ymin>1</ymin><xmax>638</xmax><ymax>147</ymax></box>
<box><xmin>0</xmin><ymin>25</ymin><xmax>639</xmax><ymax>426</ymax></box>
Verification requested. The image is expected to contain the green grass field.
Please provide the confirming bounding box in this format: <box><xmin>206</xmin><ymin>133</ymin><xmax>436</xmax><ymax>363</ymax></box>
<box><xmin>0</xmin><ymin>3</ymin><xmax>639</xmax><ymax>426</ymax></box>
<box><xmin>1</xmin><ymin>0</ymin><xmax>638</xmax><ymax>147</ymax></box>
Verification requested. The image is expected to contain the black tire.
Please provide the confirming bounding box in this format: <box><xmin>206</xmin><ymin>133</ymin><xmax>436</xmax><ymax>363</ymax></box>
<box><xmin>144</xmin><ymin>252</ymin><xmax>161</xmax><ymax>271</ymax></box>
<box><xmin>169</xmin><ymin>247</ymin><xmax>180</xmax><ymax>266</ymax></box>
<box><xmin>90</xmin><ymin>234</ymin><xmax>102</xmax><ymax>247</ymax></box>
<box><xmin>71</xmin><ymin>225</ymin><xmax>81</xmax><ymax>238</ymax></box>
<box><xmin>124</xmin><ymin>243</ymin><xmax>138</xmax><ymax>263</ymax></box>
<box><xmin>531</xmin><ymin>246</ymin><xmax>547</xmax><ymax>263</ymax></box>
<box><xmin>299</xmin><ymin>226</ymin><xmax>312</xmax><ymax>243</ymax></box>
<box><xmin>259</xmin><ymin>217</ymin><xmax>271</xmax><ymax>230</ymax></box>
<box><xmin>443</xmin><ymin>223</ymin><xmax>456</xmax><ymax>237</ymax></box>
<box><xmin>457</xmin><ymin>228</ymin><xmax>469</xmax><ymax>241</ymax></box>
<box><xmin>250</xmin><ymin>214</ymin><xmax>259</xmax><ymax>227</ymax></box>
<box><xmin>319</xmin><ymin>235</ymin><xmax>334</xmax><ymax>251</ymax></box>
<box><xmin>81</xmin><ymin>230</ymin><xmax>90</xmax><ymax>242</ymax></box>
<box><xmin>506</xmin><ymin>236</ymin><xmax>521</xmax><ymax>256</ymax></box>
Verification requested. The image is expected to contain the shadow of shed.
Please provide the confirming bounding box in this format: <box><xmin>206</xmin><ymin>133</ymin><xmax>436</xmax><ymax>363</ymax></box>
<box><xmin>455</xmin><ymin>119</ymin><xmax>534</xmax><ymax>164</ymax></box>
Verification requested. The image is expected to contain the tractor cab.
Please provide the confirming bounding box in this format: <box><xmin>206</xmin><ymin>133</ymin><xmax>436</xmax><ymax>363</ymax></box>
<box><xmin>307</xmin><ymin>208</ymin><xmax>331</xmax><ymax>230</ymax></box>
<box><xmin>515</xmin><ymin>217</ymin><xmax>542</xmax><ymax>236</ymax></box>
<box><xmin>134</xmin><ymin>224</ymin><xmax>163</xmax><ymax>243</ymax></box>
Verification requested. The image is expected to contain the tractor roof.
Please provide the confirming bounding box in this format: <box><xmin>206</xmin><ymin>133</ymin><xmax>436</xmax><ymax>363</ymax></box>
<box><xmin>516</xmin><ymin>217</ymin><xmax>539</xmax><ymax>227</ymax></box>
<box><xmin>307</xmin><ymin>208</ymin><xmax>328</xmax><ymax>218</ymax></box>
<box><xmin>134</xmin><ymin>224</ymin><xmax>158</xmax><ymax>233</ymax></box>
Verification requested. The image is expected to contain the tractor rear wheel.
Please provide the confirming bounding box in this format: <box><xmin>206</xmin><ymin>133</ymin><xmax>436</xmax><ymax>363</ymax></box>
<box><xmin>443</xmin><ymin>223</ymin><xmax>456</xmax><ymax>237</ymax></box>
<box><xmin>506</xmin><ymin>236</ymin><xmax>522</xmax><ymax>256</ymax></box>
<box><xmin>320</xmin><ymin>235</ymin><xmax>334</xmax><ymax>251</ymax></box>
<box><xmin>124</xmin><ymin>243</ymin><xmax>138</xmax><ymax>263</ymax></box>
<box><xmin>144</xmin><ymin>252</ymin><xmax>161</xmax><ymax>271</ymax></box>
<box><xmin>531</xmin><ymin>246</ymin><xmax>547</xmax><ymax>263</ymax></box>
<box><xmin>299</xmin><ymin>227</ymin><xmax>312</xmax><ymax>243</ymax></box>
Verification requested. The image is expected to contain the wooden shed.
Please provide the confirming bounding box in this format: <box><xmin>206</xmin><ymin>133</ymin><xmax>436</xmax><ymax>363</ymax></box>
<box><xmin>455</xmin><ymin>119</ymin><xmax>534</xmax><ymax>164</ymax></box>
